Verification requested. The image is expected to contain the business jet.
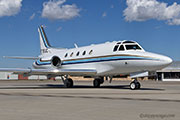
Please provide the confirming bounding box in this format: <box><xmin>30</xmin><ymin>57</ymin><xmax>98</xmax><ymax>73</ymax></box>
<box><xmin>0</xmin><ymin>25</ymin><xmax>172</xmax><ymax>90</ymax></box>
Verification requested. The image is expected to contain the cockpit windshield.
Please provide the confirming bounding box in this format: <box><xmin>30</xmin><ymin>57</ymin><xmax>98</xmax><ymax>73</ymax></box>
<box><xmin>123</xmin><ymin>41</ymin><xmax>135</xmax><ymax>44</ymax></box>
<box><xmin>113</xmin><ymin>41</ymin><xmax>143</xmax><ymax>52</ymax></box>
<box><xmin>125</xmin><ymin>44</ymin><xmax>141</xmax><ymax>50</ymax></box>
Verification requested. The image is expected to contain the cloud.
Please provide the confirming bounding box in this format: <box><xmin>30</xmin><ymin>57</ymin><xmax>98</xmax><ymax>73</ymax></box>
<box><xmin>41</xmin><ymin>0</ymin><xmax>80</xmax><ymax>20</ymax></box>
<box><xmin>0</xmin><ymin>0</ymin><xmax>22</xmax><ymax>17</ymax></box>
<box><xmin>111</xmin><ymin>5</ymin><xmax>114</xmax><ymax>9</ymax></box>
<box><xmin>57</xmin><ymin>26</ymin><xmax>62</xmax><ymax>31</ymax></box>
<box><xmin>102</xmin><ymin>12</ymin><xmax>107</xmax><ymax>17</ymax></box>
<box><xmin>124</xmin><ymin>0</ymin><xmax>180</xmax><ymax>25</ymax></box>
<box><xmin>29</xmin><ymin>13</ymin><xmax>35</xmax><ymax>20</ymax></box>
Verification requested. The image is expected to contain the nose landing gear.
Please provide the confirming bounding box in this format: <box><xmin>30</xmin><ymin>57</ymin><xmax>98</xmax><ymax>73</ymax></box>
<box><xmin>130</xmin><ymin>79</ymin><xmax>141</xmax><ymax>90</ymax></box>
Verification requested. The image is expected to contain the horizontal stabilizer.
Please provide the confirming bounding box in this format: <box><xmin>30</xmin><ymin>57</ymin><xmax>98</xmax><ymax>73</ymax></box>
<box><xmin>0</xmin><ymin>68</ymin><xmax>97</xmax><ymax>76</ymax></box>
<box><xmin>3</xmin><ymin>56</ymin><xmax>39</xmax><ymax>60</ymax></box>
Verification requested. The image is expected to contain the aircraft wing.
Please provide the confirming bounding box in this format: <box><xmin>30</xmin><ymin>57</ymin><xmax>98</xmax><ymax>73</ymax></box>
<box><xmin>3</xmin><ymin>56</ymin><xmax>39</xmax><ymax>60</ymax></box>
<box><xmin>0</xmin><ymin>68</ymin><xmax>97</xmax><ymax>76</ymax></box>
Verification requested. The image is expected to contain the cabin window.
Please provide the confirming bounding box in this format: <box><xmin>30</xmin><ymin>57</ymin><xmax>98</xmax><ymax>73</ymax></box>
<box><xmin>70</xmin><ymin>52</ymin><xmax>74</xmax><ymax>57</ymax></box>
<box><xmin>125</xmin><ymin>44</ymin><xmax>141</xmax><ymax>50</ymax></box>
<box><xmin>76</xmin><ymin>51</ymin><xmax>80</xmax><ymax>56</ymax></box>
<box><xmin>82</xmin><ymin>51</ymin><xmax>86</xmax><ymax>55</ymax></box>
<box><xmin>117</xmin><ymin>42</ymin><xmax>121</xmax><ymax>44</ymax></box>
<box><xmin>89</xmin><ymin>50</ymin><xmax>93</xmax><ymax>55</ymax></box>
<box><xmin>123</xmin><ymin>41</ymin><xmax>135</xmax><ymax>43</ymax></box>
<box><xmin>113</xmin><ymin>45</ymin><xmax>119</xmax><ymax>52</ymax></box>
<box><xmin>119</xmin><ymin>45</ymin><xmax>125</xmax><ymax>51</ymax></box>
<box><xmin>64</xmin><ymin>53</ymin><xmax>68</xmax><ymax>58</ymax></box>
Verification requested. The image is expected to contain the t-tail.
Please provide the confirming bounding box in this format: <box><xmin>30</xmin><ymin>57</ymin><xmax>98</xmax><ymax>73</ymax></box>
<box><xmin>38</xmin><ymin>25</ymin><xmax>51</xmax><ymax>54</ymax></box>
<box><xmin>3</xmin><ymin>26</ymin><xmax>59</xmax><ymax>60</ymax></box>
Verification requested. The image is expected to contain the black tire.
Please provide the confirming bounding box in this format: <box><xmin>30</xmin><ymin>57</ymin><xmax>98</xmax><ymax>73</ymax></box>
<box><xmin>136</xmin><ymin>82</ymin><xmax>141</xmax><ymax>89</ymax></box>
<box><xmin>130</xmin><ymin>82</ymin><xmax>136</xmax><ymax>90</ymax></box>
<box><xmin>93</xmin><ymin>79</ymin><xmax>101</xmax><ymax>88</ymax></box>
<box><xmin>130</xmin><ymin>81</ymin><xmax>141</xmax><ymax>90</ymax></box>
<box><xmin>64</xmin><ymin>78</ymin><xmax>73</xmax><ymax>88</ymax></box>
<box><xmin>99</xmin><ymin>78</ymin><xmax>104</xmax><ymax>84</ymax></box>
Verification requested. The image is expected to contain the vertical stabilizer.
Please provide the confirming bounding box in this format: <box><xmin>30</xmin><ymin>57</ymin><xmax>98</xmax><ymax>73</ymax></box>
<box><xmin>38</xmin><ymin>25</ymin><xmax>51</xmax><ymax>54</ymax></box>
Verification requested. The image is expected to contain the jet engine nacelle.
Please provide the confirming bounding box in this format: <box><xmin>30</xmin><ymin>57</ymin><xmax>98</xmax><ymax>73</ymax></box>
<box><xmin>51</xmin><ymin>56</ymin><xmax>62</xmax><ymax>67</ymax></box>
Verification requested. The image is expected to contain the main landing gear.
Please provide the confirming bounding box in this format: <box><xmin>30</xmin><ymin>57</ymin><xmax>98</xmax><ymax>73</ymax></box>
<box><xmin>93</xmin><ymin>78</ymin><xmax>104</xmax><ymax>88</ymax></box>
<box><xmin>130</xmin><ymin>79</ymin><xmax>141</xmax><ymax>90</ymax></box>
<box><xmin>64</xmin><ymin>78</ymin><xmax>73</xmax><ymax>88</ymax></box>
<box><xmin>62</xmin><ymin>76</ymin><xmax>105</xmax><ymax>88</ymax></box>
<box><xmin>61</xmin><ymin>76</ymin><xmax>74</xmax><ymax>88</ymax></box>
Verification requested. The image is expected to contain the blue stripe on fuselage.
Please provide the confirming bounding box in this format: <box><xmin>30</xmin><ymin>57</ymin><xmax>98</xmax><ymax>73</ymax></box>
<box><xmin>36</xmin><ymin>60</ymin><xmax>51</xmax><ymax>65</ymax></box>
<box><xmin>35</xmin><ymin>56</ymin><xmax>158</xmax><ymax>66</ymax></box>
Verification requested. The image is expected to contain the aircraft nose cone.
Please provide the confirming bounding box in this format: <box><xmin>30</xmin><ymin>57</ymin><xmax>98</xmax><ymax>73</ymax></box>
<box><xmin>159</xmin><ymin>55</ymin><xmax>173</xmax><ymax>66</ymax></box>
<box><xmin>165</xmin><ymin>56</ymin><xmax>173</xmax><ymax>65</ymax></box>
<box><xmin>144</xmin><ymin>52</ymin><xmax>172</xmax><ymax>71</ymax></box>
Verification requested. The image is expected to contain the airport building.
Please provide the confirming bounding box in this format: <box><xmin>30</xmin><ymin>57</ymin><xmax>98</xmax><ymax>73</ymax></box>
<box><xmin>156</xmin><ymin>61</ymin><xmax>180</xmax><ymax>81</ymax></box>
<box><xmin>0</xmin><ymin>72</ymin><xmax>47</xmax><ymax>80</ymax></box>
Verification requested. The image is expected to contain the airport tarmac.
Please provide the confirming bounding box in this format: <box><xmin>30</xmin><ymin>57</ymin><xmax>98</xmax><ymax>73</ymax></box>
<box><xmin>0</xmin><ymin>80</ymin><xmax>179</xmax><ymax>120</ymax></box>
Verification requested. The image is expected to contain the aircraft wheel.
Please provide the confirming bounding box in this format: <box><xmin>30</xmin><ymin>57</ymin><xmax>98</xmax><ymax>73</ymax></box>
<box><xmin>64</xmin><ymin>78</ymin><xmax>73</xmax><ymax>88</ymax></box>
<box><xmin>130</xmin><ymin>81</ymin><xmax>141</xmax><ymax>90</ymax></box>
<box><xmin>136</xmin><ymin>82</ymin><xmax>141</xmax><ymax>89</ymax></box>
<box><xmin>93</xmin><ymin>78</ymin><xmax>101</xmax><ymax>88</ymax></box>
<box><xmin>130</xmin><ymin>82</ymin><xmax>136</xmax><ymax>90</ymax></box>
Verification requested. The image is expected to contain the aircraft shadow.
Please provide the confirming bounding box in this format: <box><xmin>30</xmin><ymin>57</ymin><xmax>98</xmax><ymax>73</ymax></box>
<box><xmin>46</xmin><ymin>84</ymin><xmax>164</xmax><ymax>91</ymax></box>
<box><xmin>0</xmin><ymin>84</ymin><xmax>164</xmax><ymax>91</ymax></box>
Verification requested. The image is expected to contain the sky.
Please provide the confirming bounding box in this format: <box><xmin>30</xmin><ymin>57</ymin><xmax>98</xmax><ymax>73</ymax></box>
<box><xmin>0</xmin><ymin>0</ymin><xmax>180</xmax><ymax>68</ymax></box>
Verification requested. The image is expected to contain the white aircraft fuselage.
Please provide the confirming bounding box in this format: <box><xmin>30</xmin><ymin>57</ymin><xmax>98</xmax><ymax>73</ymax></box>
<box><xmin>33</xmin><ymin>39</ymin><xmax>172</xmax><ymax>77</ymax></box>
